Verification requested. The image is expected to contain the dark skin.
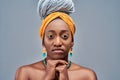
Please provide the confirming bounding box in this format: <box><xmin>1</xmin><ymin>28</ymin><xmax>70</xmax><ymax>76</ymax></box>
<box><xmin>15</xmin><ymin>18</ymin><xmax>97</xmax><ymax>80</ymax></box>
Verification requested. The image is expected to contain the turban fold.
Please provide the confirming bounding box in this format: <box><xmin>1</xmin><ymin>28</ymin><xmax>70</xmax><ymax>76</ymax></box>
<box><xmin>37</xmin><ymin>0</ymin><xmax>75</xmax><ymax>19</ymax></box>
<box><xmin>40</xmin><ymin>12</ymin><xmax>76</xmax><ymax>40</ymax></box>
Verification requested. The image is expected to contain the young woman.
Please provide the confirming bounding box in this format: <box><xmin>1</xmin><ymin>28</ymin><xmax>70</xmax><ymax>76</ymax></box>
<box><xmin>15</xmin><ymin>0</ymin><xmax>97</xmax><ymax>80</ymax></box>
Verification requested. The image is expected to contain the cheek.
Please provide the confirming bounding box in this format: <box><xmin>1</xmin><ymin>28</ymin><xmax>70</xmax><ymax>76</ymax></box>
<box><xmin>43</xmin><ymin>38</ymin><xmax>51</xmax><ymax>49</ymax></box>
<box><xmin>64</xmin><ymin>39</ymin><xmax>73</xmax><ymax>49</ymax></box>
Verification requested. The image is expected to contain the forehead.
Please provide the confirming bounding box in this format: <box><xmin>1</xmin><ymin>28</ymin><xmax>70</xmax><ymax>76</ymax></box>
<box><xmin>45</xmin><ymin>18</ymin><xmax>71</xmax><ymax>32</ymax></box>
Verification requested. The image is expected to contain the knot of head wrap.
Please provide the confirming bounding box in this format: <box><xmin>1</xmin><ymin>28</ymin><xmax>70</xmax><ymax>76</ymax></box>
<box><xmin>40</xmin><ymin>12</ymin><xmax>76</xmax><ymax>40</ymax></box>
<box><xmin>37</xmin><ymin>0</ymin><xmax>75</xmax><ymax>19</ymax></box>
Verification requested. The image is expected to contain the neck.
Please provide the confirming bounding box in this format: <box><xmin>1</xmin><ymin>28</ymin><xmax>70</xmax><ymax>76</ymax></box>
<box><xmin>43</xmin><ymin>58</ymin><xmax>71</xmax><ymax>69</ymax></box>
<box><xmin>46</xmin><ymin>57</ymin><xmax>69</xmax><ymax>62</ymax></box>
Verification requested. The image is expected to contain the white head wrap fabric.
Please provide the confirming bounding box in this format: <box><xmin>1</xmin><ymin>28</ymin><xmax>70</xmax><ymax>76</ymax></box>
<box><xmin>37</xmin><ymin>0</ymin><xmax>75</xmax><ymax>19</ymax></box>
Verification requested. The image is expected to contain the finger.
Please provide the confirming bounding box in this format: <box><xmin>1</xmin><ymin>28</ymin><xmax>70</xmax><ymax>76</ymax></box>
<box><xmin>47</xmin><ymin>60</ymin><xmax>68</xmax><ymax>66</ymax></box>
<box><xmin>56</xmin><ymin>65</ymin><xmax>67</xmax><ymax>69</ymax></box>
<box><xmin>46</xmin><ymin>60</ymin><xmax>56</xmax><ymax>68</ymax></box>
<box><xmin>56</xmin><ymin>65</ymin><xmax>67</xmax><ymax>72</ymax></box>
<box><xmin>54</xmin><ymin>60</ymin><xmax>68</xmax><ymax>65</ymax></box>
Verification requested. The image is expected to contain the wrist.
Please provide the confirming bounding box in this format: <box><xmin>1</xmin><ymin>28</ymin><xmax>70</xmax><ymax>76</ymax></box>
<box><xmin>44</xmin><ymin>76</ymin><xmax>55</xmax><ymax>80</ymax></box>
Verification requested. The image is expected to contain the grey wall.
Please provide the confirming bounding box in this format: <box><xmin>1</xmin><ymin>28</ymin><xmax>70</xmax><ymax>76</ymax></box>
<box><xmin>0</xmin><ymin>0</ymin><xmax>120</xmax><ymax>80</ymax></box>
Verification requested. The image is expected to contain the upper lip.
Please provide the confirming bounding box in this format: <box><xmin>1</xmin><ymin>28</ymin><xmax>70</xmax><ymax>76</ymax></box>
<box><xmin>52</xmin><ymin>48</ymin><xmax>64</xmax><ymax>51</ymax></box>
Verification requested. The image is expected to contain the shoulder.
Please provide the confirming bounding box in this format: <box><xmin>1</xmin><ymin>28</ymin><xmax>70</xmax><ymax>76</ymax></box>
<box><xmin>15</xmin><ymin>65</ymin><xmax>30</xmax><ymax>80</ymax></box>
<box><xmin>81</xmin><ymin>67</ymin><xmax>97</xmax><ymax>80</ymax></box>
<box><xmin>16</xmin><ymin>60</ymin><xmax>45</xmax><ymax>72</ymax></box>
<box><xmin>16</xmin><ymin>65</ymin><xmax>30</xmax><ymax>75</ymax></box>
<box><xmin>15</xmin><ymin>61</ymin><xmax>44</xmax><ymax>80</ymax></box>
<box><xmin>70</xmin><ymin>63</ymin><xmax>97</xmax><ymax>80</ymax></box>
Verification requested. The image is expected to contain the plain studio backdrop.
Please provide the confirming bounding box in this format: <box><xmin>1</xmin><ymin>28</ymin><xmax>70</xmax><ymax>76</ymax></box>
<box><xmin>0</xmin><ymin>0</ymin><xmax>120</xmax><ymax>80</ymax></box>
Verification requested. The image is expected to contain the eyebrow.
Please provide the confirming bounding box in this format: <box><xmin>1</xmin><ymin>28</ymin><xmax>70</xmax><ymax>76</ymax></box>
<box><xmin>47</xmin><ymin>30</ymin><xmax>55</xmax><ymax>33</ymax></box>
<box><xmin>47</xmin><ymin>30</ymin><xmax>69</xmax><ymax>33</ymax></box>
<box><xmin>61</xmin><ymin>30</ymin><xmax>69</xmax><ymax>33</ymax></box>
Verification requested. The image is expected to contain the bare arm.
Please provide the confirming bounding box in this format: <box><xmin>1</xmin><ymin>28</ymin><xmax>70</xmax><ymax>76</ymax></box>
<box><xmin>15</xmin><ymin>66</ymin><xmax>29</xmax><ymax>80</ymax></box>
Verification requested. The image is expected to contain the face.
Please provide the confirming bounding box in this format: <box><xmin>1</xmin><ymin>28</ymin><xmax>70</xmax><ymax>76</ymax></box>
<box><xmin>43</xmin><ymin>18</ymin><xmax>74</xmax><ymax>60</ymax></box>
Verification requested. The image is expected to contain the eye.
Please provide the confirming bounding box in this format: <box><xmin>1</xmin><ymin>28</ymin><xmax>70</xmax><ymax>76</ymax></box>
<box><xmin>47</xmin><ymin>34</ymin><xmax>54</xmax><ymax>39</ymax></box>
<box><xmin>61</xmin><ymin>34</ymin><xmax>68</xmax><ymax>39</ymax></box>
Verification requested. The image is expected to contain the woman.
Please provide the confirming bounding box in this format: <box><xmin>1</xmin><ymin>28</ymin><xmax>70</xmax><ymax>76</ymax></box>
<box><xmin>15</xmin><ymin>0</ymin><xmax>97</xmax><ymax>80</ymax></box>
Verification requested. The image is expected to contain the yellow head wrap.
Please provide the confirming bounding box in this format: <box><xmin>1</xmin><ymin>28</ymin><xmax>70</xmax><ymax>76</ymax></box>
<box><xmin>40</xmin><ymin>12</ymin><xmax>76</xmax><ymax>40</ymax></box>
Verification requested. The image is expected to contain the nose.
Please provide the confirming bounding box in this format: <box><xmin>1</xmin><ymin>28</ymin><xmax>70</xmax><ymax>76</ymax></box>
<box><xmin>53</xmin><ymin>37</ymin><xmax>62</xmax><ymax>47</ymax></box>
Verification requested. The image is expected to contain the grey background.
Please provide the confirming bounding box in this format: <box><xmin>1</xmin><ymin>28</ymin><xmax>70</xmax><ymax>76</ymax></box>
<box><xmin>0</xmin><ymin>0</ymin><xmax>120</xmax><ymax>80</ymax></box>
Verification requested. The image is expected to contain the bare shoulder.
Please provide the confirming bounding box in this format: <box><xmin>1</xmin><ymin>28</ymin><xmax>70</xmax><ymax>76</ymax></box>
<box><xmin>15</xmin><ymin>61</ymin><xmax>44</xmax><ymax>80</ymax></box>
<box><xmin>80</xmin><ymin>67</ymin><xmax>97</xmax><ymax>80</ymax></box>
<box><xmin>70</xmin><ymin>62</ymin><xmax>97</xmax><ymax>80</ymax></box>
<box><xmin>15</xmin><ymin>65</ymin><xmax>31</xmax><ymax>80</ymax></box>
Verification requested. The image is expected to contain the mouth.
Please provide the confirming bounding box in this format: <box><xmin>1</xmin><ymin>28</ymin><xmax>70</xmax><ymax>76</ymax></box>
<box><xmin>52</xmin><ymin>49</ymin><xmax>64</xmax><ymax>54</ymax></box>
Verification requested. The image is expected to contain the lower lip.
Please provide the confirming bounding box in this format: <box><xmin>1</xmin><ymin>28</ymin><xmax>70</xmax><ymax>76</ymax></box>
<box><xmin>53</xmin><ymin>50</ymin><xmax>64</xmax><ymax>54</ymax></box>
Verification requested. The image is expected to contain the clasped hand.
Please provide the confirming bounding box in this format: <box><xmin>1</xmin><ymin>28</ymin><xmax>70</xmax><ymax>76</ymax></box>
<box><xmin>44</xmin><ymin>60</ymin><xmax>69</xmax><ymax>80</ymax></box>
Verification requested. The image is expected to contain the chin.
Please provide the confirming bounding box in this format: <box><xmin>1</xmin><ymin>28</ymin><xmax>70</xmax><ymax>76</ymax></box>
<box><xmin>51</xmin><ymin>55</ymin><xmax>66</xmax><ymax>60</ymax></box>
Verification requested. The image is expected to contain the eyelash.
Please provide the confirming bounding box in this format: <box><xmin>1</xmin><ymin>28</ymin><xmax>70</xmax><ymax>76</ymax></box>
<box><xmin>47</xmin><ymin>34</ymin><xmax>69</xmax><ymax>40</ymax></box>
<box><xmin>61</xmin><ymin>34</ymin><xmax>68</xmax><ymax>39</ymax></box>
<box><xmin>48</xmin><ymin>34</ymin><xmax>54</xmax><ymax>39</ymax></box>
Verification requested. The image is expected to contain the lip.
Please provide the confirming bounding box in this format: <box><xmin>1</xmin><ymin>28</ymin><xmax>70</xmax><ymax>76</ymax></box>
<box><xmin>52</xmin><ymin>49</ymin><xmax>64</xmax><ymax>54</ymax></box>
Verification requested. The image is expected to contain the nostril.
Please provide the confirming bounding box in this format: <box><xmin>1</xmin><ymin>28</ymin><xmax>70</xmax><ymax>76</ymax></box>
<box><xmin>54</xmin><ymin>43</ymin><xmax>62</xmax><ymax>47</ymax></box>
<box><xmin>54</xmin><ymin>38</ymin><xmax>62</xmax><ymax>47</ymax></box>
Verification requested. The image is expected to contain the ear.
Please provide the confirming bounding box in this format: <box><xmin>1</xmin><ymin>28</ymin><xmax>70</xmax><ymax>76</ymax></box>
<box><xmin>42</xmin><ymin>40</ymin><xmax>45</xmax><ymax>46</ymax></box>
<box><xmin>42</xmin><ymin>43</ymin><xmax>45</xmax><ymax>48</ymax></box>
<box><xmin>71</xmin><ymin>41</ymin><xmax>74</xmax><ymax>48</ymax></box>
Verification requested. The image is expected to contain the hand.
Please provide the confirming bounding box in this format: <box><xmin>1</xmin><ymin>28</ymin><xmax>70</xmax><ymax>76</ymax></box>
<box><xmin>56</xmin><ymin>64</ymin><xmax>69</xmax><ymax>80</ymax></box>
<box><xmin>44</xmin><ymin>59</ymin><xmax>69</xmax><ymax>80</ymax></box>
<box><xmin>44</xmin><ymin>60</ymin><xmax>56</xmax><ymax>80</ymax></box>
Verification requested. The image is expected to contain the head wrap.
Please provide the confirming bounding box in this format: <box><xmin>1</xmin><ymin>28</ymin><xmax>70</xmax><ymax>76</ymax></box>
<box><xmin>37</xmin><ymin>0</ymin><xmax>76</xmax><ymax>40</ymax></box>
<box><xmin>40</xmin><ymin>12</ymin><xmax>76</xmax><ymax>39</ymax></box>
<box><xmin>37</xmin><ymin>0</ymin><xmax>75</xmax><ymax>19</ymax></box>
